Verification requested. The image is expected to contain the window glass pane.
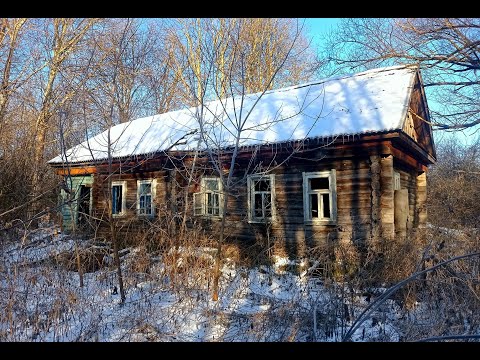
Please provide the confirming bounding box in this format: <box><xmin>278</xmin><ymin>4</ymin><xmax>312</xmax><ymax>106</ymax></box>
<box><xmin>322</xmin><ymin>193</ymin><xmax>330</xmax><ymax>218</ymax></box>
<box><xmin>310</xmin><ymin>177</ymin><xmax>329</xmax><ymax>190</ymax></box>
<box><xmin>205</xmin><ymin>179</ymin><xmax>219</xmax><ymax>191</ymax></box>
<box><xmin>207</xmin><ymin>193</ymin><xmax>213</xmax><ymax>214</ymax></box>
<box><xmin>116</xmin><ymin>188</ymin><xmax>122</xmax><ymax>214</ymax></box>
<box><xmin>254</xmin><ymin>179</ymin><xmax>270</xmax><ymax>192</ymax></box>
<box><xmin>197</xmin><ymin>178</ymin><xmax>222</xmax><ymax>216</ymax></box>
<box><xmin>112</xmin><ymin>185</ymin><xmax>122</xmax><ymax>214</ymax></box>
<box><xmin>254</xmin><ymin>193</ymin><xmax>263</xmax><ymax>217</ymax></box>
<box><xmin>112</xmin><ymin>186</ymin><xmax>117</xmax><ymax>214</ymax></box>
<box><xmin>145</xmin><ymin>195</ymin><xmax>152</xmax><ymax>214</ymax></box>
<box><xmin>207</xmin><ymin>193</ymin><xmax>220</xmax><ymax>215</ymax></box>
<box><xmin>265</xmin><ymin>194</ymin><xmax>272</xmax><ymax>217</ymax></box>
<box><xmin>138</xmin><ymin>182</ymin><xmax>154</xmax><ymax>215</ymax></box>
<box><xmin>139</xmin><ymin>183</ymin><xmax>151</xmax><ymax>195</ymax></box>
<box><xmin>310</xmin><ymin>193</ymin><xmax>318</xmax><ymax>218</ymax></box>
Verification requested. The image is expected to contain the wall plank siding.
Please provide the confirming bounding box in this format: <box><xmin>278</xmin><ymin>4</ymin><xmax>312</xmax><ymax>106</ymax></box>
<box><xmin>56</xmin><ymin>135</ymin><xmax>432</xmax><ymax>258</ymax></box>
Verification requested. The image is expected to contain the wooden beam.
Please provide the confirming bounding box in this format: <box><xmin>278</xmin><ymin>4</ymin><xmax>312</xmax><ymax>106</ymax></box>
<box><xmin>388</xmin><ymin>144</ymin><xmax>428</xmax><ymax>172</ymax></box>
<box><xmin>329</xmin><ymin>141</ymin><xmax>393</xmax><ymax>158</ymax></box>
<box><xmin>56</xmin><ymin>167</ymin><xmax>96</xmax><ymax>176</ymax></box>
<box><xmin>395</xmin><ymin>132</ymin><xmax>436</xmax><ymax>164</ymax></box>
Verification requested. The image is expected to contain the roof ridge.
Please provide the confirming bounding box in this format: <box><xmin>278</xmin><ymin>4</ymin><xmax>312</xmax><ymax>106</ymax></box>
<box><xmin>247</xmin><ymin>64</ymin><xmax>417</xmax><ymax>97</ymax></box>
<box><xmin>48</xmin><ymin>65</ymin><xmax>419</xmax><ymax>164</ymax></box>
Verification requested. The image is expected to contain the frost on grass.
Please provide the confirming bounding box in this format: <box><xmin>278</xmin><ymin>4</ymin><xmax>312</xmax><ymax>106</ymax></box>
<box><xmin>1</xmin><ymin>224</ymin><xmax>478</xmax><ymax>342</ymax></box>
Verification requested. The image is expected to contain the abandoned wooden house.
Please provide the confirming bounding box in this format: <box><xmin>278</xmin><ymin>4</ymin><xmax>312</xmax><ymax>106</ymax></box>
<box><xmin>48</xmin><ymin>64</ymin><xmax>436</xmax><ymax>256</ymax></box>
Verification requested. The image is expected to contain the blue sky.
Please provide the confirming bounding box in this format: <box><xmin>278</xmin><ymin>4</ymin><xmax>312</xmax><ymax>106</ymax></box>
<box><xmin>304</xmin><ymin>18</ymin><xmax>341</xmax><ymax>45</ymax></box>
<box><xmin>302</xmin><ymin>18</ymin><xmax>477</xmax><ymax>146</ymax></box>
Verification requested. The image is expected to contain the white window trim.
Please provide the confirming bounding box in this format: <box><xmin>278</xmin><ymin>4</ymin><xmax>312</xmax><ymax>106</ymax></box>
<box><xmin>303</xmin><ymin>170</ymin><xmax>337</xmax><ymax>224</ymax></box>
<box><xmin>111</xmin><ymin>180</ymin><xmax>127</xmax><ymax>217</ymax></box>
<box><xmin>136</xmin><ymin>179</ymin><xmax>156</xmax><ymax>217</ymax></box>
<box><xmin>247</xmin><ymin>174</ymin><xmax>276</xmax><ymax>223</ymax></box>
<box><xmin>194</xmin><ymin>177</ymin><xmax>224</xmax><ymax>218</ymax></box>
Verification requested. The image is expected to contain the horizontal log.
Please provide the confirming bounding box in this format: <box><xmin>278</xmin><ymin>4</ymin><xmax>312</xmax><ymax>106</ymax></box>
<box><xmin>337</xmin><ymin>169</ymin><xmax>372</xmax><ymax>177</ymax></box>
<box><xmin>335</xmin><ymin>190</ymin><xmax>373</xmax><ymax>198</ymax></box>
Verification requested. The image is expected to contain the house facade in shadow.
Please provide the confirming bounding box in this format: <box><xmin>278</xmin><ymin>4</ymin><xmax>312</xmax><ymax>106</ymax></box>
<box><xmin>48</xmin><ymin>65</ymin><xmax>436</xmax><ymax>258</ymax></box>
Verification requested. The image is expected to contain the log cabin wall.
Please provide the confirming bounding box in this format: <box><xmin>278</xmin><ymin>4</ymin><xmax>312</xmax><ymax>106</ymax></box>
<box><xmin>219</xmin><ymin>157</ymin><xmax>373</xmax><ymax>259</ymax></box>
<box><xmin>62</xmin><ymin>139</ymin><xmax>427</xmax><ymax>259</ymax></box>
<box><xmin>170</xmin><ymin>156</ymin><xmax>376</xmax><ymax>259</ymax></box>
<box><xmin>393</xmin><ymin>159</ymin><xmax>418</xmax><ymax>230</ymax></box>
<box><xmin>50</xmin><ymin>66</ymin><xmax>437</xmax><ymax>259</ymax></box>
<box><xmin>89</xmin><ymin>165</ymin><xmax>173</xmax><ymax>242</ymax></box>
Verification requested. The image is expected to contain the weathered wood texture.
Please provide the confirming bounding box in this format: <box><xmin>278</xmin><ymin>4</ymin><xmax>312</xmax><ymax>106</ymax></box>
<box><xmin>370</xmin><ymin>155</ymin><xmax>382</xmax><ymax>243</ymax></box>
<box><xmin>51</xmin><ymin>70</ymin><xmax>438</xmax><ymax>259</ymax></box>
<box><xmin>415</xmin><ymin>172</ymin><xmax>427</xmax><ymax>227</ymax></box>
<box><xmin>56</xmin><ymin>166</ymin><xmax>96</xmax><ymax>176</ymax></box>
<box><xmin>71</xmin><ymin>153</ymin><xmax>377</xmax><ymax>256</ymax></box>
<box><xmin>59</xmin><ymin>137</ymin><xmax>431</xmax><ymax>258</ymax></box>
<box><xmin>393</xmin><ymin>161</ymin><xmax>418</xmax><ymax>230</ymax></box>
<box><xmin>89</xmin><ymin>169</ymin><xmax>172</xmax><ymax>241</ymax></box>
<box><xmin>406</xmin><ymin>73</ymin><xmax>436</xmax><ymax>158</ymax></box>
<box><xmin>60</xmin><ymin>175</ymin><xmax>94</xmax><ymax>232</ymax></box>
<box><xmin>380</xmin><ymin>155</ymin><xmax>395</xmax><ymax>240</ymax></box>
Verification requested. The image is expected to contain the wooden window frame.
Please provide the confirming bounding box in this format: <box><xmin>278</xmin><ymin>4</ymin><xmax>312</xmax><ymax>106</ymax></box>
<box><xmin>303</xmin><ymin>170</ymin><xmax>337</xmax><ymax>224</ymax></box>
<box><xmin>247</xmin><ymin>174</ymin><xmax>276</xmax><ymax>223</ymax></box>
<box><xmin>193</xmin><ymin>177</ymin><xmax>224</xmax><ymax>218</ymax></box>
<box><xmin>136</xmin><ymin>179</ymin><xmax>156</xmax><ymax>217</ymax></box>
<box><xmin>111</xmin><ymin>180</ymin><xmax>127</xmax><ymax>217</ymax></box>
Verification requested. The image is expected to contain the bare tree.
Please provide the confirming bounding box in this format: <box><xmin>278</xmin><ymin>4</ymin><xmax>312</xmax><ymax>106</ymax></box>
<box><xmin>75</xmin><ymin>18</ymin><xmax>180</xmax><ymax>303</ymax></box>
<box><xmin>427</xmin><ymin>137</ymin><xmax>480</xmax><ymax>229</ymax></box>
<box><xmin>321</xmin><ymin>18</ymin><xmax>480</xmax><ymax>131</ymax></box>
<box><xmin>81</xmin><ymin>19</ymin><xmax>144</xmax><ymax>304</ymax></box>
<box><xmin>30</xmin><ymin>18</ymin><xmax>98</xmax><ymax>218</ymax></box>
<box><xmin>167</xmin><ymin>18</ymin><xmax>317</xmax><ymax>105</ymax></box>
<box><xmin>0</xmin><ymin>18</ymin><xmax>28</xmax><ymax>126</ymax></box>
<box><xmin>0</xmin><ymin>19</ymin><xmax>40</xmax><ymax>220</ymax></box>
<box><xmin>232</xmin><ymin>18</ymin><xmax>316</xmax><ymax>94</ymax></box>
<box><xmin>172</xmin><ymin>18</ymin><xmax>322</xmax><ymax>301</ymax></box>
<box><xmin>144</xmin><ymin>20</ymin><xmax>184</xmax><ymax>114</ymax></box>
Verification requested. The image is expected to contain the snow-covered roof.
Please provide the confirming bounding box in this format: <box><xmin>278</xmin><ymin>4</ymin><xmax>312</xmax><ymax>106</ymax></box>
<box><xmin>49</xmin><ymin>65</ymin><xmax>418</xmax><ymax>165</ymax></box>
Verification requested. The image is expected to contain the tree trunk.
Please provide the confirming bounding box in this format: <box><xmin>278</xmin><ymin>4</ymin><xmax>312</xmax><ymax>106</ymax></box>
<box><xmin>211</xmin><ymin>193</ymin><xmax>227</xmax><ymax>301</ymax></box>
<box><xmin>111</xmin><ymin>219</ymin><xmax>126</xmax><ymax>303</ymax></box>
<box><xmin>31</xmin><ymin>119</ymin><xmax>49</xmax><ymax>220</ymax></box>
<box><xmin>67</xmin><ymin>189</ymin><xmax>84</xmax><ymax>288</ymax></box>
<box><xmin>107</xmin><ymin>125</ymin><xmax>126</xmax><ymax>303</ymax></box>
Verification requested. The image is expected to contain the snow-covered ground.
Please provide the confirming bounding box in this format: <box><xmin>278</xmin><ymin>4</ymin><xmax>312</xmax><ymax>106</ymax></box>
<box><xmin>0</xmin><ymin>224</ymin><xmax>477</xmax><ymax>342</ymax></box>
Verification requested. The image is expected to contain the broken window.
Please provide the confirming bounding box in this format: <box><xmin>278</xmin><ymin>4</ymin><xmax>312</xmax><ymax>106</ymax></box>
<box><xmin>194</xmin><ymin>177</ymin><xmax>223</xmax><ymax>217</ymax></box>
<box><xmin>303</xmin><ymin>170</ymin><xmax>336</xmax><ymax>223</ymax></box>
<box><xmin>248</xmin><ymin>174</ymin><xmax>275</xmax><ymax>222</ymax></box>
<box><xmin>111</xmin><ymin>181</ymin><xmax>126</xmax><ymax>216</ymax></box>
<box><xmin>137</xmin><ymin>179</ymin><xmax>156</xmax><ymax>216</ymax></box>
